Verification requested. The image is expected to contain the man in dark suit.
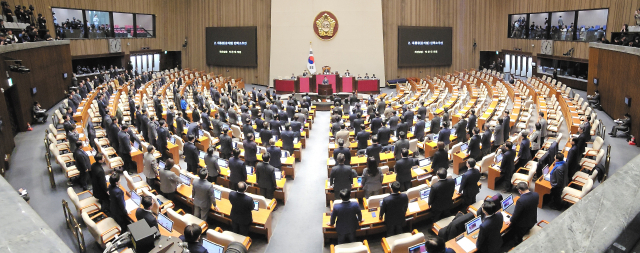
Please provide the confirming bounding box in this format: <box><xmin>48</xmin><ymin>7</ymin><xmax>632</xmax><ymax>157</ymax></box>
<box><xmin>260</xmin><ymin>122</ymin><xmax>273</xmax><ymax>145</ymax></box>
<box><xmin>396</xmin><ymin>116</ymin><xmax>409</xmax><ymax>137</ymax></box>
<box><xmin>256</xmin><ymin>153</ymin><xmax>277</xmax><ymax>199</ymax></box>
<box><xmin>458</xmin><ymin>158</ymin><xmax>481</xmax><ymax>206</ymax></box>
<box><xmin>118</xmin><ymin>125</ymin><xmax>136</xmax><ymax>173</ymax></box>
<box><xmin>157</xmin><ymin>120</ymin><xmax>170</xmax><ymax>160</ymax></box>
<box><xmin>515</xmin><ymin>132</ymin><xmax>533</xmax><ymax>170</ymax></box>
<box><xmin>394</xmin><ymin>149</ymin><xmax>414</xmax><ymax>191</ymax></box>
<box><xmin>468</xmin><ymin>110</ymin><xmax>477</xmax><ymax>137</ymax></box>
<box><xmin>430</xmin><ymin>114</ymin><xmax>442</xmax><ymax>134</ymax></box>
<box><xmin>455</xmin><ymin>117</ymin><xmax>468</xmax><ymax>143</ymax></box>
<box><xmin>366</xmin><ymin>136</ymin><xmax>383</xmax><ymax>163</ymax></box>
<box><xmin>379</xmin><ymin>181</ymin><xmax>409</xmax><ymax>236</ymax></box>
<box><xmin>243</xmin><ymin>133</ymin><xmax>258</xmax><ymax>166</ymax></box>
<box><xmin>140</xmin><ymin>110</ymin><xmax>150</xmax><ymax>142</ymax></box>
<box><xmin>431</xmin><ymin>141</ymin><xmax>449</xmax><ymax>172</ymax></box>
<box><xmin>609</xmin><ymin>113</ymin><xmax>631</xmax><ymax>137</ymax></box>
<box><xmin>502</xmin><ymin>111</ymin><xmax>511</xmax><ymax>142</ymax></box>
<box><xmin>493</xmin><ymin>118</ymin><xmax>505</xmax><ymax>151</ymax></box>
<box><xmin>333</xmin><ymin>139</ymin><xmax>352</xmax><ymax>165</ymax></box>
<box><xmin>89</xmin><ymin>154</ymin><xmax>110</xmax><ymax>211</ymax></box>
<box><xmin>108</xmin><ymin>174</ymin><xmax>130</xmax><ymax>230</ymax></box>
<box><xmin>135</xmin><ymin>196</ymin><xmax>158</xmax><ymax>229</ymax></box>
<box><xmin>476</xmin><ymin>201</ymin><xmax>504</xmax><ymax>253</ymax></box>
<box><xmin>72</xmin><ymin>141</ymin><xmax>91</xmax><ymax>190</ymax></box>
<box><xmin>394</xmin><ymin>131</ymin><xmax>410</xmax><ymax>160</ymax></box>
<box><xmin>371</xmin><ymin>113</ymin><xmax>383</xmax><ymax>134</ymax></box>
<box><xmin>187</xmin><ymin>122</ymin><xmax>201</xmax><ymax>140</ymax></box>
<box><xmin>228</xmin><ymin>148</ymin><xmax>246</xmax><ymax>191</ymax></box>
<box><xmin>280</xmin><ymin>123</ymin><xmax>295</xmax><ymax>154</ymax></box>
<box><xmin>582</xmin><ymin>116</ymin><xmax>592</xmax><ymax>139</ymax></box>
<box><xmin>414</xmin><ymin>115</ymin><xmax>426</xmax><ymax>141</ymax></box>
<box><xmin>576</xmin><ymin>125</ymin><xmax>589</xmax><ymax>157</ymax></box>
<box><xmin>549</xmin><ymin>153</ymin><xmax>567</xmax><ymax>210</ymax></box>
<box><xmin>175</xmin><ymin>112</ymin><xmax>186</xmax><ymax>138</ymax></box>
<box><xmin>500</xmin><ymin>141</ymin><xmax>517</xmax><ymax>192</ymax></box>
<box><xmin>438</xmin><ymin>122</ymin><xmax>451</xmax><ymax>152</ymax></box>
<box><xmin>108</xmin><ymin>117</ymin><xmax>121</xmax><ymax>154</ymax></box>
<box><xmin>218</xmin><ymin>129</ymin><xmax>233</xmax><ymax>159</ymax></box>
<box><xmin>388</xmin><ymin>111</ymin><xmax>399</xmax><ymax>135</ymax></box>
<box><xmin>428</xmin><ymin>168</ymin><xmax>456</xmax><ymax>221</ymax></box>
<box><xmin>566</xmin><ymin>137</ymin><xmax>581</xmax><ymax>180</ymax></box>
<box><xmin>330</xmin><ymin>153</ymin><xmax>354</xmax><ymax>199</ymax></box>
<box><xmin>377</xmin><ymin>121</ymin><xmax>391</xmax><ymax>146</ymax></box>
<box><xmin>468</xmin><ymin>128</ymin><xmax>482</xmax><ymax>161</ymax></box>
<box><xmin>184</xmin><ymin>135</ymin><xmax>199</xmax><ymax>174</ymax></box>
<box><xmin>417</xmin><ymin>102</ymin><xmax>427</xmax><ymax>120</ymax></box>
<box><xmin>481</xmin><ymin>125</ymin><xmax>492</xmax><ymax>156</ymax></box>
<box><xmin>266</xmin><ymin>139</ymin><xmax>282</xmax><ymax>169</ymax></box>
<box><xmin>270</xmin><ymin>116</ymin><xmax>282</xmax><ymax>137</ymax></box>
<box><xmin>403</xmin><ymin>107</ymin><xmax>415</xmax><ymax>127</ymax></box>
<box><xmin>505</xmin><ymin>182</ymin><xmax>540</xmax><ymax>245</ymax></box>
<box><xmin>327</xmin><ymin>189</ymin><xmax>362</xmax><ymax>244</ymax></box>
<box><xmin>356</xmin><ymin>124</ymin><xmax>370</xmax><ymax>151</ymax></box>
<box><xmin>229</xmin><ymin>182</ymin><xmax>254</xmax><ymax>236</ymax></box>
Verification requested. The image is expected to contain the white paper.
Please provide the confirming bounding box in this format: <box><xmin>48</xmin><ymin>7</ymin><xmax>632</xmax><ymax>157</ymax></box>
<box><xmin>412</xmin><ymin>168</ymin><xmax>424</xmax><ymax>175</ymax></box>
<box><xmin>502</xmin><ymin>212</ymin><xmax>511</xmax><ymax>223</ymax></box>
<box><xmin>408</xmin><ymin>202</ymin><xmax>421</xmax><ymax>213</ymax></box>
<box><xmin>457</xmin><ymin>237</ymin><xmax>476</xmax><ymax>252</ymax></box>
<box><xmin>125</xmin><ymin>199</ymin><xmax>138</xmax><ymax>213</ymax></box>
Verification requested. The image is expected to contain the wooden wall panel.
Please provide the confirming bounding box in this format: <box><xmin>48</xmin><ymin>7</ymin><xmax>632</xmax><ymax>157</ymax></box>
<box><xmin>587</xmin><ymin>47</ymin><xmax>640</xmax><ymax>145</ymax></box>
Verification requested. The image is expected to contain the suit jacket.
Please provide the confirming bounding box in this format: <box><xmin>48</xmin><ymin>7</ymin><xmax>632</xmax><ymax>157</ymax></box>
<box><xmin>377</xmin><ymin>100</ymin><xmax>386</xmax><ymax>114</ymax></box>
<box><xmin>371</xmin><ymin>117</ymin><xmax>383</xmax><ymax>134</ymax></box>
<box><xmin>566</xmin><ymin>146</ymin><xmax>580</xmax><ymax>176</ymax></box>
<box><xmin>204</xmin><ymin>154</ymin><xmax>221</xmax><ymax>177</ymax></box>
<box><xmin>366</xmin><ymin>144</ymin><xmax>382</xmax><ymax>163</ymax></box>
<box><xmin>379</xmin><ymin>193</ymin><xmax>409</xmax><ymax>227</ymax></box>
<box><xmin>509</xmin><ymin>192</ymin><xmax>539</xmax><ymax>232</ymax></box>
<box><xmin>109</xmin><ymin>185</ymin><xmax>128</xmax><ymax>221</ymax></box>
<box><xmin>394</xmin><ymin>157</ymin><xmax>414</xmax><ymax>183</ymax></box>
<box><xmin>455</xmin><ymin>119</ymin><xmax>468</xmax><ymax>143</ymax></box>
<box><xmin>468</xmin><ymin>135</ymin><xmax>482</xmax><ymax>161</ymax></box>
<box><xmin>476</xmin><ymin>213</ymin><xmax>504</xmax><ymax>253</ymax></box>
<box><xmin>330</xmin><ymin>200</ymin><xmax>362</xmax><ymax>235</ymax></box>
<box><xmin>550</xmin><ymin>161</ymin><xmax>567</xmax><ymax>188</ymax></box>
<box><xmin>493</xmin><ymin>124</ymin><xmax>504</xmax><ymax>146</ymax></box>
<box><xmin>459</xmin><ymin>168</ymin><xmax>481</xmax><ymax>203</ymax></box>
<box><xmin>159</xmin><ymin>168</ymin><xmax>180</xmax><ymax>193</ymax></box>
<box><xmin>117</xmin><ymin>131</ymin><xmax>132</xmax><ymax>155</ymax></box>
<box><xmin>243</xmin><ymin>140</ymin><xmax>258</xmax><ymax>164</ymax></box>
<box><xmin>135</xmin><ymin>208</ymin><xmax>158</xmax><ymax>228</ymax></box>
<box><xmin>143</xmin><ymin>152</ymin><xmax>158</xmax><ymax>179</ymax></box>
<box><xmin>266</xmin><ymin>146</ymin><xmax>282</xmax><ymax>168</ymax></box>
<box><xmin>187</xmin><ymin>123</ymin><xmax>200</xmax><ymax>139</ymax></box>
<box><xmin>229</xmin><ymin>191</ymin><xmax>254</xmax><ymax>225</ymax></box>
<box><xmin>414</xmin><ymin>120</ymin><xmax>426</xmax><ymax>141</ymax></box>
<box><xmin>256</xmin><ymin>162</ymin><xmax>277</xmax><ymax>190</ymax></box>
<box><xmin>577</xmin><ymin>132</ymin><xmax>589</xmax><ymax>156</ymax></box>
<box><xmin>428</xmin><ymin>178</ymin><xmax>455</xmax><ymax>211</ymax></box>
<box><xmin>394</xmin><ymin>139</ymin><xmax>410</xmax><ymax>160</ymax></box>
<box><xmin>192</xmin><ymin>178</ymin><xmax>216</xmax><ymax>209</ymax></box>
<box><xmin>280</xmin><ymin>130</ymin><xmax>295</xmax><ymax>152</ymax></box>
<box><xmin>260</xmin><ymin>129</ymin><xmax>273</xmax><ymax>145</ymax></box>
<box><xmin>539</xmin><ymin>118</ymin><xmax>548</xmax><ymax>138</ymax></box>
<box><xmin>184</xmin><ymin>142</ymin><xmax>199</xmax><ymax>167</ymax></box>
<box><xmin>389</xmin><ymin>116</ymin><xmax>399</xmax><ymax>131</ymax></box>
<box><xmin>518</xmin><ymin>138</ymin><xmax>532</xmax><ymax>161</ymax></box>
<box><xmin>500</xmin><ymin>149</ymin><xmax>517</xmax><ymax>177</ymax></box>
<box><xmin>438</xmin><ymin>128</ymin><xmax>451</xmax><ymax>145</ymax></box>
<box><xmin>270</xmin><ymin>120</ymin><xmax>281</xmax><ymax>136</ymax></box>
<box><xmin>397</xmin><ymin>122</ymin><xmax>409</xmax><ymax>136</ymax></box>
<box><xmin>330</xmin><ymin>164</ymin><xmax>354</xmax><ymax>196</ymax></box>
<box><xmin>336</xmin><ymin>130</ymin><xmax>350</xmax><ymax>146</ymax></box>
<box><xmin>219</xmin><ymin>135</ymin><xmax>233</xmax><ymax>156</ymax></box>
<box><xmin>502</xmin><ymin>115</ymin><xmax>511</xmax><ymax>141</ymax></box>
<box><xmin>481</xmin><ymin>130</ymin><xmax>492</xmax><ymax>153</ymax></box>
<box><xmin>89</xmin><ymin>162</ymin><xmax>109</xmax><ymax>201</ymax></box>
<box><xmin>468</xmin><ymin>115</ymin><xmax>477</xmax><ymax>133</ymax></box>
<box><xmin>356</xmin><ymin>131</ymin><xmax>370</xmax><ymax>150</ymax></box>
<box><xmin>417</xmin><ymin>106</ymin><xmax>428</xmax><ymax>120</ymax></box>
<box><xmin>404</xmin><ymin>110</ymin><xmax>415</xmax><ymax>127</ymax></box>
<box><xmin>229</xmin><ymin>157</ymin><xmax>247</xmax><ymax>184</ymax></box>
<box><xmin>377</xmin><ymin>127</ymin><xmax>391</xmax><ymax>146</ymax></box>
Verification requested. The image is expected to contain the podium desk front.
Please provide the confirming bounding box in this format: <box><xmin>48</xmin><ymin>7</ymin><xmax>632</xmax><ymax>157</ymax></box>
<box><xmin>274</xmin><ymin>79</ymin><xmax>295</xmax><ymax>94</ymax></box>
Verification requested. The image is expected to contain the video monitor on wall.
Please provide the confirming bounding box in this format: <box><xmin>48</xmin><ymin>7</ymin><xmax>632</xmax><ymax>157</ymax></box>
<box><xmin>206</xmin><ymin>26</ymin><xmax>258</xmax><ymax>67</ymax></box>
<box><xmin>508</xmin><ymin>14</ymin><xmax>528</xmax><ymax>39</ymax></box>
<box><xmin>397</xmin><ymin>26</ymin><xmax>452</xmax><ymax>67</ymax></box>
<box><xmin>52</xmin><ymin>8</ymin><xmax>84</xmax><ymax>39</ymax></box>
<box><xmin>529</xmin><ymin>13</ymin><xmax>550</xmax><ymax>40</ymax></box>
<box><xmin>576</xmin><ymin>9</ymin><xmax>608</xmax><ymax>42</ymax></box>
<box><xmin>550</xmin><ymin>11</ymin><xmax>576</xmax><ymax>41</ymax></box>
<box><xmin>85</xmin><ymin>10</ymin><xmax>112</xmax><ymax>38</ymax></box>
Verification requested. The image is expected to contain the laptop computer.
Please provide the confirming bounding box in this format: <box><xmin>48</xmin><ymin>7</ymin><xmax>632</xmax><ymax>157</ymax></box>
<box><xmin>130</xmin><ymin>190</ymin><xmax>142</xmax><ymax>206</ymax></box>
<box><xmin>202</xmin><ymin>239</ymin><xmax>225</xmax><ymax>253</ymax></box>
<box><xmin>157</xmin><ymin>213</ymin><xmax>174</xmax><ymax>232</ymax></box>
<box><xmin>408</xmin><ymin>242</ymin><xmax>427</xmax><ymax>253</ymax></box>
<box><xmin>179</xmin><ymin>173</ymin><xmax>191</xmax><ymax>186</ymax></box>
<box><xmin>357</xmin><ymin>177</ymin><xmax>362</xmax><ymax>185</ymax></box>
<box><xmin>501</xmin><ymin>194</ymin><xmax>516</xmax><ymax>215</ymax></box>
<box><xmin>217</xmin><ymin>158</ymin><xmax>228</xmax><ymax>168</ymax></box>
<box><xmin>543</xmin><ymin>165</ymin><xmax>551</xmax><ymax>181</ymax></box>
<box><xmin>418</xmin><ymin>158</ymin><xmax>431</xmax><ymax>167</ymax></box>
<box><xmin>246</xmin><ymin>166</ymin><xmax>254</xmax><ymax>175</ymax></box>
<box><xmin>199</xmin><ymin>150</ymin><xmax>206</xmax><ymax>159</ymax></box>
<box><xmin>465</xmin><ymin>216</ymin><xmax>483</xmax><ymax>235</ymax></box>
<box><xmin>275</xmin><ymin>171</ymin><xmax>282</xmax><ymax>180</ymax></box>
<box><xmin>158</xmin><ymin>160</ymin><xmax>166</xmax><ymax>170</ymax></box>
<box><xmin>253</xmin><ymin>200</ymin><xmax>259</xmax><ymax>211</ymax></box>
<box><xmin>133</xmin><ymin>141</ymin><xmax>140</xmax><ymax>151</ymax></box>
<box><xmin>199</xmin><ymin>129</ymin><xmax>204</xmax><ymax>137</ymax></box>
<box><xmin>454</xmin><ymin>176</ymin><xmax>463</xmax><ymax>192</ymax></box>
<box><xmin>460</xmin><ymin>143</ymin><xmax>469</xmax><ymax>152</ymax></box>
<box><xmin>419</xmin><ymin>188</ymin><xmax>430</xmax><ymax>200</ymax></box>
<box><xmin>170</xmin><ymin>136</ymin><xmax>176</xmax><ymax>144</ymax></box>
<box><xmin>213</xmin><ymin>188</ymin><xmax>221</xmax><ymax>200</ymax></box>
<box><xmin>495</xmin><ymin>153</ymin><xmax>504</xmax><ymax>163</ymax></box>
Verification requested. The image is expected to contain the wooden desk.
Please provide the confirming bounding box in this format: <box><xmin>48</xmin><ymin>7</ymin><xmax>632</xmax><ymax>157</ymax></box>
<box><xmin>168</xmin><ymin>142</ymin><xmax>179</xmax><ymax>160</ymax></box>
<box><xmin>122</xmin><ymin>187</ymin><xmax>182</xmax><ymax>237</ymax></box>
<box><xmin>452</xmin><ymin>151</ymin><xmax>468</xmax><ymax>174</ymax></box>
<box><xmin>534</xmin><ymin>176</ymin><xmax>552</xmax><ymax>208</ymax></box>
<box><xmin>132</xmin><ymin>149</ymin><xmax>144</xmax><ymax>174</ymax></box>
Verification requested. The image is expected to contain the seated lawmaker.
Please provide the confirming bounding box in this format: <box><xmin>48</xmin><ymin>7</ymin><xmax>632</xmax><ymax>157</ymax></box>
<box><xmin>135</xmin><ymin>196</ymin><xmax>158</xmax><ymax>229</ymax></box>
<box><xmin>425</xmin><ymin>236</ymin><xmax>456</xmax><ymax>253</ymax></box>
<box><xmin>179</xmin><ymin>224</ymin><xmax>207</xmax><ymax>253</ymax></box>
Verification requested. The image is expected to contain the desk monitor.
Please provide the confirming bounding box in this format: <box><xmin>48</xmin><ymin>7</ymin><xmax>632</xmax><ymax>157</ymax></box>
<box><xmin>253</xmin><ymin>200</ymin><xmax>259</xmax><ymax>211</ymax></box>
<box><xmin>281</xmin><ymin>151</ymin><xmax>288</xmax><ymax>158</ymax></box>
<box><xmin>460</xmin><ymin>143</ymin><xmax>468</xmax><ymax>151</ymax></box>
<box><xmin>158</xmin><ymin>160</ymin><xmax>166</xmax><ymax>170</ymax></box>
<box><xmin>357</xmin><ymin>177</ymin><xmax>362</xmax><ymax>185</ymax></box>
<box><xmin>199</xmin><ymin>129</ymin><xmax>204</xmax><ymax>136</ymax></box>
<box><xmin>502</xmin><ymin>194</ymin><xmax>515</xmax><ymax>214</ymax></box>
<box><xmin>222</xmin><ymin>123</ymin><xmax>229</xmax><ymax>130</ymax></box>
<box><xmin>433</xmin><ymin>135</ymin><xmax>439</xmax><ymax>141</ymax></box>
<box><xmin>425</xmin><ymin>121</ymin><xmax>431</xmax><ymax>128</ymax></box>
<box><xmin>246</xmin><ymin>166</ymin><xmax>254</xmax><ymax>175</ymax></box>
<box><xmin>275</xmin><ymin>171</ymin><xmax>282</xmax><ymax>180</ymax></box>
<box><xmin>133</xmin><ymin>141</ymin><xmax>140</xmax><ymax>151</ymax></box>
<box><xmin>218</xmin><ymin>158</ymin><xmax>228</xmax><ymax>168</ymax></box>
<box><xmin>179</xmin><ymin>173</ymin><xmax>191</xmax><ymax>186</ymax></box>
<box><xmin>272</xmin><ymin>135</ymin><xmax>278</xmax><ymax>142</ymax></box>
<box><xmin>419</xmin><ymin>158</ymin><xmax>431</xmax><ymax>167</ymax></box>
<box><xmin>199</xmin><ymin>150</ymin><xmax>206</xmax><ymax>159</ymax></box>
<box><xmin>542</xmin><ymin>165</ymin><xmax>550</xmax><ymax>175</ymax></box>
<box><xmin>157</xmin><ymin>213</ymin><xmax>173</xmax><ymax>232</ymax></box>
<box><xmin>496</xmin><ymin>153</ymin><xmax>503</xmax><ymax>163</ymax></box>
<box><xmin>170</xmin><ymin>136</ymin><xmax>176</xmax><ymax>144</ymax></box>
<box><xmin>419</xmin><ymin>188</ymin><xmax>431</xmax><ymax>200</ymax></box>
<box><xmin>130</xmin><ymin>190</ymin><xmax>141</xmax><ymax>206</ymax></box>
<box><xmin>232</xmin><ymin>142</ymin><xmax>238</xmax><ymax>148</ymax></box>
<box><xmin>465</xmin><ymin>216</ymin><xmax>482</xmax><ymax>235</ymax></box>
<box><xmin>202</xmin><ymin>239</ymin><xmax>224</xmax><ymax>253</ymax></box>
<box><xmin>512</xmin><ymin>144</ymin><xmax>517</xmax><ymax>150</ymax></box>
<box><xmin>455</xmin><ymin>176</ymin><xmax>462</xmax><ymax>186</ymax></box>
<box><xmin>408</xmin><ymin>242</ymin><xmax>427</xmax><ymax>253</ymax></box>
<box><xmin>213</xmin><ymin>189</ymin><xmax>221</xmax><ymax>200</ymax></box>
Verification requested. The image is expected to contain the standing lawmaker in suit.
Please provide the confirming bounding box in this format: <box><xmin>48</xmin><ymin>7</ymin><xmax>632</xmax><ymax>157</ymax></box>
<box><xmin>455</xmin><ymin>118</ymin><xmax>468</xmax><ymax>143</ymax></box>
<box><xmin>192</xmin><ymin>168</ymin><xmax>218</xmax><ymax>221</ymax></box>
<box><xmin>393</xmin><ymin>131</ymin><xmax>410</xmax><ymax>160</ymax></box>
<box><xmin>256</xmin><ymin>153</ymin><xmax>277</xmax><ymax>199</ymax></box>
<box><xmin>515</xmin><ymin>132</ymin><xmax>532</xmax><ymax>170</ymax></box>
<box><xmin>333</xmin><ymin>139</ymin><xmax>352</xmax><ymax>166</ymax></box>
<box><xmin>327</xmin><ymin>189</ymin><xmax>362</xmax><ymax>244</ymax></box>
<box><xmin>431</xmin><ymin>142</ymin><xmax>449</xmax><ymax>172</ymax></box>
<box><xmin>505</xmin><ymin>182</ymin><xmax>539</xmax><ymax>245</ymax></box>
<box><xmin>493</xmin><ymin>118</ymin><xmax>505</xmax><ymax>151</ymax></box>
<box><xmin>229</xmin><ymin>148</ymin><xmax>247</xmax><ymax>191</ymax></box>
<box><xmin>330</xmin><ymin>153</ymin><xmax>354</xmax><ymax>199</ymax></box>
<box><xmin>481</xmin><ymin>125</ymin><xmax>493</xmax><ymax>156</ymax></box>
<box><xmin>73</xmin><ymin>141</ymin><xmax>91</xmax><ymax>190</ymax></box>
<box><xmin>467</xmin><ymin>110</ymin><xmax>477</xmax><ymax>136</ymax></box>
<box><xmin>118</xmin><ymin>125</ymin><xmax>136</xmax><ymax>173</ymax></box>
<box><xmin>428</xmin><ymin>168</ymin><xmax>456</xmax><ymax>221</ymax></box>
<box><xmin>458</xmin><ymin>158</ymin><xmax>481</xmax><ymax>206</ymax></box>
<box><xmin>108</xmin><ymin>174</ymin><xmax>130</xmax><ymax>230</ymax></box>
<box><xmin>566</xmin><ymin>137</ymin><xmax>580</xmax><ymax>178</ymax></box>
<box><xmin>476</xmin><ymin>201</ymin><xmax>504</xmax><ymax>253</ymax></box>
<box><xmin>438</xmin><ymin>122</ymin><xmax>451</xmax><ymax>152</ymax></box>
<box><xmin>229</xmin><ymin>182</ymin><xmax>254</xmax><ymax>236</ymax></box>
<box><xmin>468</xmin><ymin>128</ymin><xmax>482</xmax><ymax>161</ymax></box>
<box><xmin>243</xmin><ymin>133</ymin><xmax>258</xmax><ymax>166</ymax></box>
<box><xmin>500</xmin><ymin>141</ymin><xmax>517</xmax><ymax>192</ymax></box>
<box><xmin>394</xmin><ymin>148</ymin><xmax>414</xmax><ymax>191</ymax></box>
<box><xmin>90</xmin><ymin>154</ymin><xmax>110</xmax><ymax>210</ymax></box>
<box><xmin>183</xmin><ymin>135</ymin><xmax>199</xmax><ymax>174</ymax></box>
<box><xmin>414</xmin><ymin>115</ymin><xmax>426</xmax><ymax>141</ymax></box>
<box><xmin>159</xmin><ymin>158</ymin><xmax>181</xmax><ymax>201</ymax></box>
<box><xmin>379</xmin><ymin>181</ymin><xmax>409</xmax><ymax>236</ymax></box>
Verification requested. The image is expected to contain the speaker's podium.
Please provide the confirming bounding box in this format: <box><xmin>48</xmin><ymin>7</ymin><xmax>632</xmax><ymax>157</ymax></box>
<box><xmin>311</xmin><ymin>74</ymin><xmax>337</xmax><ymax>95</ymax></box>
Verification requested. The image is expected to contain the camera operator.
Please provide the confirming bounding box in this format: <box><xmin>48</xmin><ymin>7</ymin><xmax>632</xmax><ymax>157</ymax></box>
<box><xmin>37</xmin><ymin>14</ymin><xmax>45</xmax><ymax>30</ymax></box>
<box><xmin>2</xmin><ymin>2</ymin><xmax>13</xmax><ymax>22</ymax></box>
<box><xmin>14</xmin><ymin>5</ymin><xmax>23</xmax><ymax>23</ymax></box>
<box><xmin>5</xmin><ymin>30</ymin><xmax>17</xmax><ymax>44</ymax></box>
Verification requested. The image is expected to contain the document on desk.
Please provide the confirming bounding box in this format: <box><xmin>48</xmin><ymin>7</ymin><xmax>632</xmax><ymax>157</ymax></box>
<box><xmin>457</xmin><ymin>237</ymin><xmax>476</xmax><ymax>252</ymax></box>
<box><xmin>408</xmin><ymin>202</ymin><xmax>421</xmax><ymax>213</ymax></box>
<box><xmin>413</xmin><ymin>168</ymin><xmax>424</xmax><ymax>175</ymax></box>
<box><xmin>125</xmin><ymin>199</ymin><xmax>138</xmax><ymax>213</ymax></box>
<box><xmin>502</xmin><ymin>212</ymin><xmax>511</xmax><ymax>223</ymax></box>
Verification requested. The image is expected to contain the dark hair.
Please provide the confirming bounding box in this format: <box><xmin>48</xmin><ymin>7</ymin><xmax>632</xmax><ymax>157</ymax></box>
<box><xmin>147</xmin><ymin>145</ymin><xmax>155</xmax><ymax>153</ymax></box>
<box><xmin>188</xmin><ymin>134</ymin><xmax>195</xmax><ymax>142</ymax></box>
<box><xmin>555</xmin><ymin>153</ymin><xmax>564</xmax><ymax>161</ymax></box>
<box><xmin>337</xmin><ymin>138</ymin><xmax>345</xmax><ymax>147</ymax></box>
<box><xmin>339</xmin><ymin>189</ymin><xmax>351</xmax><ymax>201</ymax></box>
<box><xmin>183</xmin><ymin>224</ymin><xmax>202</xmax><ymax>243</ymax></box>
<box><xmin>262</xmin><ymin>152</ymin><xmax>271</xmax><ymax>162</ymax></box>
<box><xmin>399</xmin><ymin>131</ymin><xmax>406</xmax><ymax>139</ymax></box>
<box><xmin>516</xmin><ymin>182</ymin><xmax>528</xmax><ymax>192</ymax></box>
<box><xmin>337</xmin><ymin>153</ymin><xmax>345</xmax><ymax>164</ymax></box>
<box><xmin>425</xmin><ymin>237</ymin><xmax>446</xmax><ymax>253</ymax></box>
<box><xmin>437</xmin><ymin>141</ymin><xmax>445</xmax><ymax>150</ymax></box>
<box><xmin>94</xmin><ymin>153</ymin><xmax>104</xmax><ymax>162</ymax></box>
<box><xmin>401</xmin><ymin>148</ymin><xmax>409</xmax><ymax>158</ymax></box>
<box><xmin>437</xmin><ymin>168</ymin><xmax>447</xmax><ymax>179</ymax></box>
<box><xmin>467</xmin><ymin>158</ymin><xmax>476</xmax><ymax>168</ymax></box>
<box><xmin>141</xmin><ymin>196</ymin><xmax>153</xmax><ymax>209</ymax></box>
<box><xmin>482</xmin><ymin>200</ymin><xmax>499</xmax><ymax>215</ymax></box>
<box><xmin>535</xmin><ymin>122</ymin><xmax>541</xmax><ymax>130</ymax></box>
<box><xmin>391</xmin><ymin>181</ymin><xmax>401</xmax><ymax>193</ymax></box>
<box><xmin>198</xmin><ymin>167</ymin><xmax>207</xmax><ymax>179</ymax></box>
<box><xmin>232</xmin><ymin>148</ymin><xmax>241</xmax><ymax>157</ymax></box>
<box><xmin>109</xmin><ymin>172</ymin><xmax>119</xmax><ymax>185</ymax></box>
<box><xmin>505</xmin><ymin>141</ymin><xmax>513</xmax><ymax>150</ymax></box>
<box><xmin>165</xmin><ymin>158</ymin><xmax>175</xmax><ymax>170</ymax></box>
<box><xmin>237</xmin><ymin>181</ymin><xmax>247</xmax><ymax>192</ymax></box>
<box><xmin>366</xmin><ymin>156</ymin><xmax>378</xmax><ymax>177</ymax></box>
<box><xmin>207</xmin><ymin>146</ymin><xmax>214</xmax><ymax>155</ymax></box>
